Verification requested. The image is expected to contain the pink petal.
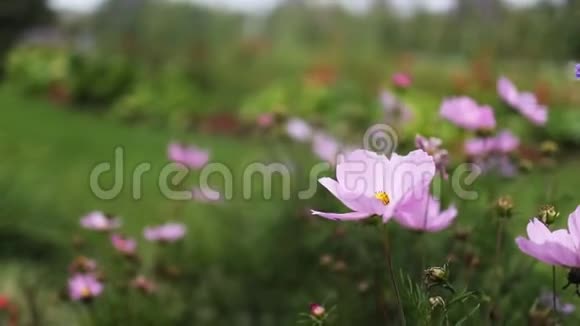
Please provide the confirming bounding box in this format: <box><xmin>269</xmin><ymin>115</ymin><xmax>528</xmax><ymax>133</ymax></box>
<box><xmin>319</xmin><ymin>177</ymin><xmax>367</xmax><ymax>212</ymax></box>
<box><xmin>428</xmin><ymin>204</ymin><xmax>458</xmax><ymax>232</ymax></box>
<box><xmin>526</xmin><ymin>218</ymin><xmax>552</xmax><ymax>243</ymax></box>
<box><xmin>568</xmin><ymin>206</ymin><xmax>580</xmax><ymax>249</ymax></box>
<box><xmin>311</xmin><ymin>210</ymin><xmax>372</xmax><ymax>221</ymax></box>
<box><xmin>516</xmin><ymin>237</ymin><xmax>560</xmax><ymax>265</ymax></box>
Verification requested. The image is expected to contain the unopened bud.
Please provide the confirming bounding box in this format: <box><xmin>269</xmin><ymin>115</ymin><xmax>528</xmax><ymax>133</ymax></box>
<box><xmin>518</xmin><ymin>158</ymin><xmax>533</xmax><ymax>173</ymax></box>
<box><xmin>319</xmin><ymin>254</ymin><xmax>333</xmax><ymax>266</ymax></box>
<box><xmin>310</xmin><ymin>303</ymin><xmax>326</xmax><ymax>318</ymax></box>
<box><xmin>429</xmin><ymin>296</ymin><xmax>445</xmax><ymax>310</ymax></box>
<box><xmin>496</xmin><ymin>195</ymin><xmax>514</xmax><ymax>218</ymax></box>
<box><xmin>540</xmin><ymin>140</ymin><xmax>559</xmax><ymax>157</ymax></box>
<box><xmin>424</xmin><ymin>265</ymin><xmax>448</xmax><ymax>287</ymax></box>
<box><xmin>538</xmin><ymin>205</ymin><xmax>559</xmax><ymax>226</ymax></box>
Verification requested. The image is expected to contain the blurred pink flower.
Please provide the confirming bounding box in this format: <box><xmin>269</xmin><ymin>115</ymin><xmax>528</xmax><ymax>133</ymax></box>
<box><xmin>131</xmin><ymin>275</ymin><xmax>156</xmax><ymax>294</ymax></box>
<box><xmin>464</xmin><ymin>138</ymin><xmax>495</xmax><ymax>157</ymax></box>
<box><xmin>286</xmin><ymin>118</ymin><xmax>312</xmax><ymax>142</ymax></box>
<box><xmin>256</xmin><ymin>113</ymin><xmax>274</xmax><ymax>128</ymax></box>
<box><xmin>144</xmin><ymin>222</ymin><xmax>187</xmax><ymax>243</ymax></box>
<box><xmin>68</xmin><ymin>274</ymin><xmax>103</xmax><ymax>301</ymax></box>
<box><xmin>493</xmin><ymin>130</ymin><xmax>520</xmax><ymax>153</ymax></box>
<box><xmin>380</xmin><ymin>89</ymin><xmax>413</xmax><ymax>124</ymax></box>
<box><xmin>191</xmin><ymin>186</ymin><xmax>221</xmax><ymax>203</ymax></box>
<box><xmin>167</xmin><ymin>142</ymin><xmax>209</xmax><ymax>169</ymax></box>
<box><xmin>440</xmin><ymin>97</ymin><xmax>496</xmax><ymax>131</ymax></box>
<box><xmin>311</xmin><ymin>149</ymin><xmax>435</xmax><ymax>222</ymax></box>
<box><xmin>312</xmin><ymin>133</ymin><xmax>340</xmax><ymax>165</ymax></box>
<box><xmin>497</xmin><ymin>76</ymin><xmax>548</xmax><ymax>126</ymax></box>
<box><xmin>415</xmin><ymin>135</ymin><xmax>449</xmax><ymax>178</ymax></box>
<box><xmin>68</xmin><ymin>256</ymin><xmax>98</xmax><ymax>274</ymax></box>
<box><xmin>110</xmin><ymin>234</ymin><xmax>137</xmax><ymax>256</ymax></box>
<box><xmin>310</xmin><ymin>303</ymin><xmax>326</xmax><ymax>317</ymax></box>
<box><xmin>80</xmin><ymin>211</ymin><xmax>121</xmax><ymax>231</ymax></box>
<box><xmin>515</xmin><ymin>206</ymin><xmax>580</xmax><ymax>267</ymax></box>
<box><xmin>394</xmin><ymin>188</ymin><xmax>457</xmax><ymax>232</ymax></box>
<box><xmin>391</xmin><ymin>72</ymin><xmax>412</xmax><ymax>89</ymax></box>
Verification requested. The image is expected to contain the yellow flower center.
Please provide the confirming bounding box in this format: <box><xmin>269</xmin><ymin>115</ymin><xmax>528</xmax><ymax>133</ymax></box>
<box><xmin>375</xmin><ymin>191</ymin><xmax>390</xmax><ymax>205</ymax></box>
<box><xmin>80</xmin><ymin>286</ymin><xmax>91</xmax><ymax>298</ymax></box>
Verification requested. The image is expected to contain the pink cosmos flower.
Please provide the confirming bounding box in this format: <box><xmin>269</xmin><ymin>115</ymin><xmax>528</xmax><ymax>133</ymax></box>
<box><xmin>440</xmin><ymin>97</ymin><xmax>496</xmax><ymax>131</ymax></box>
<box><xmin>167</xmin><ymin>142</ymin><xmax>210</xmax><ymax>169</ymax></box>
<box><xmin>311</xmin><ymin>149</ymin><xmax>435</xmax><ymax>222</ymax></box>
<box><xmin>497</xmin><ymin>76</ymin><xmax>548</xmax><ymax>126</ymax></box>
<box><xmin>391</xmin><ymin>72</ymin><xmax>412</xmax><ymax>89</ymax></box>
<box><xmin>493</xmin><ymin>130</ymin><xmax>519</xmax><ymax>154</ymax></box>
<box><xmin>80</xmin><ymin>211</ymin><xmax>121</xmax><ymax>231</ymax></box>
<box><xmin>515</xmin><ymin>206</ymin><xmax>580</xmax><ymax>267</ymax></box>
<box><xmin>415</xmin><ymin>135</ymin><xmax>449</xmax><ymax>178</ymax></box>
<box><xmin>68</xmin><ymin>274</ymin><xmax>103</xmax><ymax>301</ymax></box>
<box><xmin>312</xmin><ymin>133</ymin><xmax>341</xmax><ymax>165</ymax></box>
<box><xmin>144</xmin><ymin>222</ymin><xmax>187</xmax><ymax>243</ymax></box>
<box><xmin>464</xmin><ymin>138</ymin><xmax>495</xmax><ymax>157</ymax></box>
<box><xmin>394</xmin><ymin>188</ymin><xmax>457</xmax><ymax>232</ymax></box>
<box><xmin>110</xmin><ymin>234</ymin><xmax>137</xmax><ymax>256</ymax></box>
<box><xmin>286</xmin><ymin>118</ymin><xmax>312</xmax><ymax>142</ymax></box>
<box><xmin>191</xmin><ymin>186</ymin><xmax>221</xmax><ymax>203</ymax></box>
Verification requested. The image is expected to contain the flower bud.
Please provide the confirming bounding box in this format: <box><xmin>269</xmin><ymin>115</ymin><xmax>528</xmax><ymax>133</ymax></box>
<box><xmin>538</xmin><ymin>205</ymin><xmax>559</xmax><ymax>226</ymax></box>
<box><xmin>310</xmin><ymin>303</ymin><xmax>326</xmax><ymax>318</ymax></box>
<box><xmin>424</xmin><ymin>264</ymin><xmax>448</xmax><ymax>287</ymax></box>
<box><xmin>319</xmin><ymin>254</ymin><xmax>333</xmax><ymax>267</ymax></box>
<box><xmin>518</xmin><ymin>158</ymin><xmax>533</xmax><ymax>173</ymax></box>
<box><xmin>429</xmin><ymin>296</ymin><xmax>445</xmax><ymax>310</ymax></box>
<box><xmin>540</xmin><ymin>140</ymin><xmax>559</xmax><ymax>157</ymax></box>
<box><xmin>453</xmin><ymin>227</ymin><xmax>471</xmax><ymax>242</ymax></box>
<box><xmin>496</xmin><ymin>195</ymin><xmax>514</xmax><ymax>218</ymax></box>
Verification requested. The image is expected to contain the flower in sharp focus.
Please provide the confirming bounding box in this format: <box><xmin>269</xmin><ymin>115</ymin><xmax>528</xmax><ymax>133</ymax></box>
<box><xmin>80</xmin><ymin>211</ymin><xmax>121</xmax><ymax>231</ymax></box>
<box><xmin>415</xmin><ymin>135</ymin><xmax>449</xmax><ymax>178</ymax></box>
<box><xmin>191</xmin><ymin>186</ymin><xmax>221</xmax><ymax>203</ymax></box>
<box><xmin>440</xmin><ymin>96</ymin><xmax>496</xmax><ymax>131</ymax></box>
<box><xmin>497</xmin><ymin>76</ymin><xmax>548</xmax><ymax>126</ymax></box>
<box><xmin>310</xmin><ymin>149</ymin><xmax>435</xmax><ymax>222</ymax></box>
<box><xmin>167</xmin><ymin>142</ymin><xmax>210</xmax><ymax>169</ymax></box>
<box><xmin>391</xmin><ymin>72</ymin><xmax>412</xmax><ymax>89</ymax></box>
<box><xmin>309</xmin><ymin>303</ymin><xmax>326</xmax><ymax>318</ymax></box>
<box><xmin>515</xmin><ymin>206</ymin><xmax>580</xmax><ymax>268</ymax></box>
<box><xmin>110</xmin><ymin>234</ymin><xmax>137</xmax><ymax>256</ymax></box>
<box><xmin>312</xmin><ymin>132</ymin><xmax>341</xmax><ymax>165</ymax></box>
<box><xmin>285</xmin><ymin>118</ymin><xmax>312</xmax><ymax>142</ymax></box>
<box><xmin>393</xmin><ymin>187</ymin><xmax>457</xmax><ymax>232</ymax></box>
<box><xmin>144</xmin><ymin>222</ymin><xmax>187</xmax><ymax>243</ymax></box>
<box><xmin>68</xmin><ymin>274</ymin><xmax>103</xmax><ymax>302</ymax></box>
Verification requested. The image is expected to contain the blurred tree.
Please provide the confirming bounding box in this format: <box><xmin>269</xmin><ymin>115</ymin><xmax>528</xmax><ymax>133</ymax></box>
<box><xmin>0</xmin><ymin>0</ymin><xmax>52</xmax><ymax>77</ymax></box>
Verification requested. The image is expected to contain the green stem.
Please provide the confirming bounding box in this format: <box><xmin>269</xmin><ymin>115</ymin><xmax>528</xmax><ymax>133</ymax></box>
<box><xmin>382</xmin><ymin>225</ymin><xmax>406</xmax><ymax>326</ymax></box>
